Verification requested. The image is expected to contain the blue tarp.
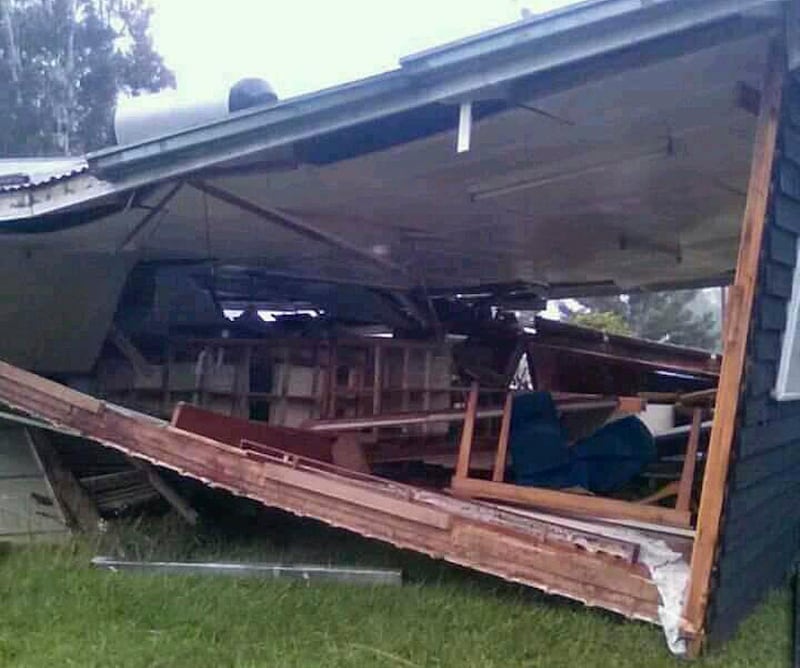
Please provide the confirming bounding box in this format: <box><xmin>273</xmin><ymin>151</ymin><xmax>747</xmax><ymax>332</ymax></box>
<box><xmin>509</xmin><ymin>392</ymin><xmax>655</xmax><ymax>493</ymax></box>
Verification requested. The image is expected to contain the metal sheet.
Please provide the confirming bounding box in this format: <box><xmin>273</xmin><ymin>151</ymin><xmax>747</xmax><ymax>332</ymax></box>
<box><xmin>91</xmin><ymin>556</ymin><xmax>403</xmax><ymax>585</ymax></box>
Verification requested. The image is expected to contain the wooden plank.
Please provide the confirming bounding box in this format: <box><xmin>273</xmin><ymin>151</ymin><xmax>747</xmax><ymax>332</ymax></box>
<box><xmin>0</xmin><ymin>360</ymin><xmax>101</xmax><ymax>414</ymax></box>
<box><xmin>190</xmin><ymin>180</ymin><xmax>406</xmax><ymax>276</ymax></box>
<box><xmin>108</xmin><ymin>326</ymin><xmax>155</xmax><ymax>379</ymax></box>
<box><xmin>327</xmin><ymin>343</ymin><xmax>338</xmax><ymax>418</ymax></box>
<box><xmin>372</xmin><ymin>345</ymin><xmax>382</xmax><ymax>416</ymax></box>
<box><xmin>129</xmin><ymin>458</ymin><xmax>199</xmax><ymax>525</ymax></box>
<box><xmin>531</xmin><ymin>317</ymin><xmax>721</xmax><ymax>377</ymax></box>
<box><xmin>637</xmin><ymin>481</ymin><xmax>679</xmax><ymax>506</ymax></box>
<box><xmin>0</xmin><ymin>358</ymin><xmax>665</xmax><ymax>625</ymax></box>
<box><xmin>423</xmin><ymin>350</ymin><xmax>432</xmax><ymax>436</ymax></box>
<box><xmin>305</xmin><ymin>396</ymin><xmax>623</xmax><ymax>431</ymax></box>
<box><xmin>678</xmin><ymin>388</ymin><xmax>717</xmax><ymax>405</ymax></box>
<box><xmin>248</xmin><ymin>453</ymin><xmax>452</xmax><ymax>530</ymax></box>
<box><xmin>451</xmin><ymin>477</ymin><xmax>692</xmax><ymax>529</ymax></box>
<box><xmin>617</xmin><ymin>396</ymin><xmax>646</xmax><ymax>414</ymax></box>
<box><xmin>330</xmin><ymin>433</ymin><xmax>371</xmax><ymax>474</ymax></box>
<box><xmin>676</xmin><ymin>408</ymin><xmax>703</xmax><ymax>514</ymax></box>
<box><xmin>26</xmin><ymin>428</ymin><xmax>101</xmax><ymax>531</ymax></box>
<box><xmin>401</xmin><ymin>347</ymin><xmax>410</xmax><ymax>412</ymax></box>
<box><xmin>454</xmin><ymin>382</ymin><xmax>479</xmax><ymax>480</ymax></box>
<box><xmin>492</xmin><ymin>393</ymin><xmax>513</xmax><ymax>482</ymax></box>
<box><xmin>172</xmin><ymin>403</ymin><xmax>335</xmax><ymax>462</ymax></box>
<box><xmin>683</xmin><ymin>43</ymin><xmax>784</xmax><ymax>642</ymax></box>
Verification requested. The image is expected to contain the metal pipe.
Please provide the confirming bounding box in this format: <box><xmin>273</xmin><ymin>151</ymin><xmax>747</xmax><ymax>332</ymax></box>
<box><xmin>91</xmin><ymin>556</ymin><xmax>403</xmax><ymax>586</ymax></box>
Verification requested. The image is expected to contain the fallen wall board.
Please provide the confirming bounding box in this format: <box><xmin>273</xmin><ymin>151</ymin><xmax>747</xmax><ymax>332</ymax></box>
<box><xmin>0</xmin><ymin>424</ymin><xmax>69</xmax><ymax>539</ymax></box>
<box><xmin>0</xmin><ymin>359</ymin><xmax>672</xmax><ymax>627</ymax></box>
<box><xmin>172</xmin><ymin>402</ymin><xmax>335</xmax><ymax>462</ymax></box>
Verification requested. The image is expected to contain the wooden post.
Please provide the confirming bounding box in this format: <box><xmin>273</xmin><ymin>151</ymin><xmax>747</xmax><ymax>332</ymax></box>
<box><xmin>327</xmin><ymin>343</ymin><xmax>338</xmax><ymax>418</ymax></box>
<box><xmin>129</xmin><ymin>458</ymin><xmax>199</xmax><ymax>525</ymax></box>
<box><xmin>311</xmin><ymin>342</ymin><xmax>321</xmax><ymax>420</ymax></box>
<box><xmin>372</xmin><ymin>344</ymin><xmax>382</xmax><ymax>416</ymax></box>
<box><xmin>454</xmin><ymin>382</ymin><xmax>479</xmax><ymax>480</ymax></box>
<box><xmin>422</xmin><ymin>350</ymin><xmax>432</xmax><ymax>436</ymax></box>
<box><xmin>27</xmin><ymin>428</ymin><xmax>102</xmax><ymax>531</ymax></box>
<box><xmin>161</xmin><ymin>341</ymin><xmax>174</xmax><ymax>417</ymax></box>
<box><xmin>682</xmin><ymin>43</ymin><xmax>784</xmax><ymax>643</ymax></box>
<box><xmin>492</xmin><ymin>392</ymin><xmax>513</xmax><ymax>482</ymax></box>
<box><xmin>676</xmin><ymin>408</ymin><xmax>703</xmax><ymax>514</ymax></box>
<box><xmin>401</xmin><ymin>347</ymin><xmax>410</xmax><ymax>413</ymax></box>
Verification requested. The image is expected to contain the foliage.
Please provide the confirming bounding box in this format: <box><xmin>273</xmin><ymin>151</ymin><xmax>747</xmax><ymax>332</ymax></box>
<box><xmin>0</xmin><ymin>0</ymin><xmax>174</xmax><ymax>156</ymax></box>
<box><xmin>571</xmin><ymin>311</ymin><xmax>632</xmax><ymax>336</ymax></box>
<box><xmin>568</xmin><ymin>290</ymin><xmax>720</xmax><ymax>351</ymax></box>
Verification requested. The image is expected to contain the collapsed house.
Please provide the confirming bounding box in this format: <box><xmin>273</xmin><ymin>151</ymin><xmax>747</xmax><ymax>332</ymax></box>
<box><xmin>1</xmin><ymin>0</ymin><xmax>800</xmax><ymax>656</ymax></box>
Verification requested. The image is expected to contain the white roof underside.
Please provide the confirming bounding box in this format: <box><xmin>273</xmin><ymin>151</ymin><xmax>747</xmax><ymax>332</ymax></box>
<box><xmin>0</xmin><ymin>32</ymin><xmax>772</xmax><ymax>296</ymax></box>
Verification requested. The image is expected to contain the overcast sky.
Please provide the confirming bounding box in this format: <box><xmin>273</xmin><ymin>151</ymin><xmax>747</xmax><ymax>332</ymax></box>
<box><xmin>149</xmin><ymin>0</ymin><xmax>576</xmax><ymax>100</ymax></box>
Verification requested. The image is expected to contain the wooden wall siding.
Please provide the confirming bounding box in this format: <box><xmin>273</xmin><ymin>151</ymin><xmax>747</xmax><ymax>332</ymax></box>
<box><xmin>708</xmin><ymin>75</ymin><xmax>800</xmax><ymax>642</ymax></box>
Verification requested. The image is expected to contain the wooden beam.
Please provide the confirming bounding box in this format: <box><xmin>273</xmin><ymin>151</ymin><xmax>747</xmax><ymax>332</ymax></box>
<box><xmin>305</xmin><ymin>395</ymin><xmax>625</xmax><ymax>431</ymax></box>
<box><xmin>492</xmin><ymin>393</ymin><xmax>513</xmax><ymax>482</ymax></box>
<box><xmin>108</xmin><ymin>325</ymin><xmax>154</xmax><ymax>379</ymax></box>
<box><xmin>26</xmin><ymin>428</ymin><xmax>102</xmax><ymax>531</ymax></box>
<box><xmin>0</xmin><ymin>357</ymin><xmax>664</xmax><ymax>623</ymax></box>
<box><xmin>128</xmin><ymin>458</ymin><xmax>199</xmax><ymax>526</ymax></box>
<box><xmin>454</xmin><ymin>382</ymin><xmax>479</xmax><ymax>480</ymax></box>
<box><xmin>189</xmin><ymin>180</ymin><xmax>406</xmax><ymax>278</ymax></box>
<box><xmin>682</xmin><ymin>43</ymin><xmax>784</xmax><ymax>641</ymax></box>
<box><xmin>637</xmin><ymin>481</ymin><xmax>679</xmax><ymax>507</ymax></box>
<box><xmin>676</xmin><ymin>408</ymin><xmax>703</xmax><ymax>514</ymax></box>
<box><xmin>451</xmin><ymin>477</ymin><xmax>692</xmax><ymax>529</ymax></box>
<box><xmin>116</xmin><ymin>181</ymin><xmax>183</xmax><ymax>252</ymax></box>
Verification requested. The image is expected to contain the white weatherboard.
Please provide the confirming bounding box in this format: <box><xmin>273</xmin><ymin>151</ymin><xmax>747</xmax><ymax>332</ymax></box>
<box><xmin>774</xmin><ymin>244</ymin><xmax>800</xmax><ymax>400</ymax></box>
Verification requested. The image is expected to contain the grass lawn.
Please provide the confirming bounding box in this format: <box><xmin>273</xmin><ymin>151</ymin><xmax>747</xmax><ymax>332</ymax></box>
<box><xmin>0</xmin><ymin>508</ymin><xmax>792</xmax><ymax>668</ymax></box>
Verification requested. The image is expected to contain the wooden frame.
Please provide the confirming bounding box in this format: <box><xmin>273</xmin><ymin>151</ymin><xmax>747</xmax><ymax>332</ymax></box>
<box><xmin>681</xmin><ymin>42</ymin><xmax>784</xmax><ymax>648</ymax></box>
<box><xmin>450</xmin><ymin>384</ymin><xmax>693</xmax><ymax>530</ymax></box>
<box><xmin>0</xmin><ymin>357</ymin><xmax>666</xmax><ymax>624</ymax></box>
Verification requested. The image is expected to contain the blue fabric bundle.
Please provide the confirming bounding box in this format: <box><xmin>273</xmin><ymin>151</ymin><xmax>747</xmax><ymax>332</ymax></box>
<box><xmin>508</xmin><ymin>392</ymin><xmax>655</xmax><ymax>493</ymax></box>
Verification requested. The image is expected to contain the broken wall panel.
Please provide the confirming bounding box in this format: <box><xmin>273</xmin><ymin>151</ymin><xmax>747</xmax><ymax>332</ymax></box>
<box><xmin>707</xmin><ymin>74</ymin><xmax>800</xmax><ymax>643</ymax></box>
<box><xmin>0</xmin><ymin>358</ymin><xmax>675</xmax><ymax>625</ymax></box>
<box><xmin>0</xmin><ymin>424</ymin><xmax>69</xmax><ymax>539</ymax></box>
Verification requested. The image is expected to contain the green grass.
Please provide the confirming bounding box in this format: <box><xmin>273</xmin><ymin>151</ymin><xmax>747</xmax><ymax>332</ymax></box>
<box><xmin>0</xmin><ymin>510</ymin><xmax>792</xmax><ymax>667</ymax></box>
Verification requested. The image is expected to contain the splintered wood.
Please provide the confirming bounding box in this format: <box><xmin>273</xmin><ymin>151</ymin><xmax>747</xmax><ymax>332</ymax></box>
<box><xmin>0</xmin><ymin>358</ymin><xmax>664</xmax><ymax>623</ymax></box>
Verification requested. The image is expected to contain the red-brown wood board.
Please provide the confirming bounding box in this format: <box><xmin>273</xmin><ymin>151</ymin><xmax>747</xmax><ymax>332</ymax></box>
<box><xmin>0</xmin><ymin>359</ymin><xmax>665</xmax><ymax>625</ymax></box>
<box><xmin>172</xmin><ymin>402</ymin><xmax>335</xmax><ymax>462</ymax></box>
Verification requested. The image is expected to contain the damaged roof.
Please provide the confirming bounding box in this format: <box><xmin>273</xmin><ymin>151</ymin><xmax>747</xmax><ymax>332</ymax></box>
<box><xmin>0</xmin><ymin>157</ymin><xmax>88</xmax><ymax>192</ymax></box>
<box><xmin>0</xmin><ymin>0</ymin><xmax>790</xmax><ymax>298</ymax></box>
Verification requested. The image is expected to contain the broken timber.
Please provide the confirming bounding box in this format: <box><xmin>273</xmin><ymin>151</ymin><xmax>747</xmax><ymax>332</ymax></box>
<box><xmin>0</xmin><ymin>358</ymin><xmax>666</xmax><ymax>622</ymax></box>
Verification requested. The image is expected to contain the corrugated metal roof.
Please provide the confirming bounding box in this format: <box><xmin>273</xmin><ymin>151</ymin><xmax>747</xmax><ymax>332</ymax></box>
<box><xmin>0</xmin><ymin>157</ymin><xmax>88</xmax><ymax>192</ymax></box>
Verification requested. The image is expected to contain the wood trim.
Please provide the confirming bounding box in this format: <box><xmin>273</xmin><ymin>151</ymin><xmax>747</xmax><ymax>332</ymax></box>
<box><xmin>26</xmin><ymin>428</ymin><xmax>102</xmax><ymax>531</ymax></box>
<box><xmin>190</xmin><ymin>180</ymin><xmax>406</xmax><ymax>277</ymax></box>
<box><xmin>0</xmin><ymin>357</ymin><xmax>665</xmax><ymax>624</ymax></box>
<box><xmin>304</xmin><ymin>395</ymin><xmax>627</xmax><ymax>431</ymax></box>
<box><xmin>682</xmin><ymin>42</ymin><xmax>785</xmax><ymax>642</ymax></box>
<box><xmin>492</xmin><ymin>393</ymin><xmax>513</xmax><ymax>482</ymax></box>
<box><xmin>676</xmin><ymin>408</ymin><xmax>703</xmax><ymax>514</ymax></box>
<box><xmin>637</xmin><ymin>481</ymin><xmax>679</xmax><ymax>507</ymax></box>
<box><xmin>454</xmin><ymin>382</ymin><xmax>479</xmax><ymax>480</ymax></box>
<box><xmin>450</xmin><ymin>477</ymin><xmax>692</xmax><ymax>529</ymax></box>
<box><xmin>128</xmin><ymin>458</ymin><xmax>199</xmax><ymax>525</ymax></box>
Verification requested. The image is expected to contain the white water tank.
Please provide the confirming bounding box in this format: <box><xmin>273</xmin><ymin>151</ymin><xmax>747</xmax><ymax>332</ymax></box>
<box><xmin>113</xmin><ymin>78</ymin><xmax>277</xmax><ymax>146</ymax></box>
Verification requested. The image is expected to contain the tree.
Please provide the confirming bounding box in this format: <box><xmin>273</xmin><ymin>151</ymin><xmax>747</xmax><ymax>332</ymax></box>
<box><xmin>0</xmin><ymin>0</ymin><xmax>174</xmax><ymax>156</ymax></box>
<box><xmin>567</xmin><ymin>290</ymin><xmax>721</xmax><ymax>351</ymax></box>
<box><xmin>571</xmin><ymin>310</ymin><xmax>631</xmax><ymax>336</ymax></box>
